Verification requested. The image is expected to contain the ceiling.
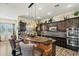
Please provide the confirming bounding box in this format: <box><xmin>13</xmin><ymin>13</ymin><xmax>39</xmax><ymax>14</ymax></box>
<box><xmin>0</xmin><ymin>3</ymin><xmax>79</xmax><ymax>20</ymax></box>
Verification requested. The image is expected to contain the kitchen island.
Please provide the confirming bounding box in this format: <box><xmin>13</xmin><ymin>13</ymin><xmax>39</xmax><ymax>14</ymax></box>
<box><xmin>38</xmin><ymin>31</ymin><xmax>67</xmax><ymax>48</ymax></box>
<box><xmin>21</xmin><ymin>36</ymin><xmax>56</xmax><ymax>56</ymax></box>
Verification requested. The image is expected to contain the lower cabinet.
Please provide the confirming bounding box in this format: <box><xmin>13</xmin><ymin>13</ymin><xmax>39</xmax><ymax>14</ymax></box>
<box><xmin>39</xmin><ymin>35</ymin><xmax>67</xmax><ymax>48</ymax></box>
<box><xmin>55</xmin><ymin>37</ymin><xmax>67</xmax><ymax>48</ymax></box>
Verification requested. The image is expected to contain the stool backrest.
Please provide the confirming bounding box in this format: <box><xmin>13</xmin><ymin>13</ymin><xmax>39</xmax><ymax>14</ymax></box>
<box><xmin>19</xmin><ymin>42</ymin><xmax>34</xmax><ymax>56</ymax></box>
<box><xmin>9</xmin><ymin>39</ymin><xmax>16</xmax><ymax>50</ymax></box>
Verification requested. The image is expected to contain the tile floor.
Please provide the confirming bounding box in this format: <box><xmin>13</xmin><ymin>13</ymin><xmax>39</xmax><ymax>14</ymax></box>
<box><xmin>0</xmin><ymin>41</ymin><xmax>79</xmax><ymax>56</ymax></box>
<box><xmin>56</xmin><ymin>46</ymin><xmax>79</xmax><ymax>56</ymax></box>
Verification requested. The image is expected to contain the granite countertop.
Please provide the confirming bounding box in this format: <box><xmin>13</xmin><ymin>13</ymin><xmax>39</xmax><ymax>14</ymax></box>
<box><xmin>23</xmin><ymin>36</ymin><xmax>56</xmax><ymax>44</ymax></box>
<box><xmin>41</xmin><ymin>31</ymin><xmax>66</xmax><ymax>38</ymax></box>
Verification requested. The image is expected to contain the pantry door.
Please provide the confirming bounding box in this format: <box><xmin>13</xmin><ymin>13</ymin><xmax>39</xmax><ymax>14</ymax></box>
<box><xmin>0</xmin><ymin>23</ymin><xmax>14</xmax><ymax>41</ymax></box>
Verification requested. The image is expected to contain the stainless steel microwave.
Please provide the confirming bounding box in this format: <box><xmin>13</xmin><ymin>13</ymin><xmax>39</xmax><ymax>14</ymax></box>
<box><xmin>49</xmin><ymin>27</ymin><xmax>57</xmax><ymax>31</ymax></box>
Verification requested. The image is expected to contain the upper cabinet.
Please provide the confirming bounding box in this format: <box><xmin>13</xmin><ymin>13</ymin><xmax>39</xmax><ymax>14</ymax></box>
<box><xmin>36</xmin><ymin>17</ymin><xmax>79</xmax><ymax>32</ymax></box>
<box><xmin>57</xmin><ymin>21</ymin><xmax>66</xmax><ymax>32</ymax></box>
<box><xmin>65</xmin><ymin>17</ymin><xmax>79</xmax><ymax>28</ymax></box>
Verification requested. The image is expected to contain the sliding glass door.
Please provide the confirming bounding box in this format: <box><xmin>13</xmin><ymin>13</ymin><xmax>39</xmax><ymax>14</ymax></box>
<box><xmin>0</xmin><ymin>23</ymin><xmax>14</xmax><ymax>41</ymax></box>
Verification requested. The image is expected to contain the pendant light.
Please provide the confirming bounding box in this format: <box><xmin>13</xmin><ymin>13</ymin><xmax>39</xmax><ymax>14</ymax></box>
<box><xmin>34</xmin><ymin>4</ymin><xmax>37</xmax><ymax>36</ymax></box>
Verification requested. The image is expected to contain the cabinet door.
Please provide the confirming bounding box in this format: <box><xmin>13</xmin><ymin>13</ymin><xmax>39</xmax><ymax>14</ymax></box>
<box><xmin>72</xmin><ymin>18</ymin><xmax>79</xmax><ymax>27</ymax></box>
<box><xmin>56</xmin><ymin>38</ymin><xmax>66</xmax><ymax>47</ymax></box>
<box><xmin>58</xmin><ymin>21</ymin><xmax>66</xmax><ymax>31</ymax></box>
<box><xmin>66</xmin><ymin>19</ymin><xmax>73</xmax><ymax>28</ymax></box>
<box><xmin>66</xmin><ymin>18</ymin><xmax>79</xmax><ymax>28</ymax></box>
<box><xmin>61</xmin><ymin>21</ymin><xmax>66</xmax><ymax>31</ymax></box>
<box><xmin>57</xmin><ymin>22</ymin><xmax>61</xmax><ymax>31</ymax></box>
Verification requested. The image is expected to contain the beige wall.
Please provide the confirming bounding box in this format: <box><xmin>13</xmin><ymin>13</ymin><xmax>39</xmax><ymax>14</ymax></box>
<box><xmin>41</xmin><ymin>9</ymin><xmax>79</xmax><ymax>23</ymax></box>
<box><xmin>0</xmin><ymin>18</ymin><xmax>17</xmax><ymax>24</ymax></box>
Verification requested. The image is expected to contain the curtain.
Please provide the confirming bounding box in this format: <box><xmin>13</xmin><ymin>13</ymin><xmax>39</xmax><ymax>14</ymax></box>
<box><xmin>0</xmin><ymin>23</ymin><xmax>14</xmax><ymax>41</ymax></box>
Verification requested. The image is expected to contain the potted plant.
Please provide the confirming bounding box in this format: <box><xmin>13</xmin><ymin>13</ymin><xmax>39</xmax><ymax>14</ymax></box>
<box><xmin>48</xmin><ymin>19</ymin><xmax>52</xmax><ymax>23</ymax></box>
<box><xmin>73</xmin><ymin>11</ymin><xmax>79</xmax><ymax>16</ymax></box>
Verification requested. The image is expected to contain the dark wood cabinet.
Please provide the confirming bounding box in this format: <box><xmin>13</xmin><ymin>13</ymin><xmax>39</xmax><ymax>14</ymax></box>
<box><xmin>72</xmin><ymin>17</ymin><xmax>79</xmax><ymax>27</ymax></box>
<box><xmin>41</xmin><ymin>36</ymin><xmax>67</xmax><ymax>48</ymax></box>
<box><xmin>55</xmin><ymin>37</ymin><xmax>66</xmax><ymax>47</ymax></box>
<box><xmin>65</xmin><ymin>17</ymin><xmax>79</xmax><ymax>28</ymax></box>
<box><xmin>36</xmin><ymin>17</ymin><xmax>79</xmax><ymax>48</ymax></box>
<box><xmin>65</xmin><ymin>19</ymin><xmax>73</xmax><ymax>28</ymax></box>
<box><xmin>57</xmin><ymin>21</ymin><xmax>66</xmax><ymax>31</ymax></box>
<box><xmin>36</xmin><ymin>17</ymin><xmax>79</xmax><ymax>32</ymax></box>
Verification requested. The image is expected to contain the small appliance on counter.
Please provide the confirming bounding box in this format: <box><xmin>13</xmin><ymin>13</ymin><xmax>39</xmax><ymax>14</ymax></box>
<box><xmin>66</xmin><ymin>27</ymin><xmax>79</xmax><ymax>51</ymax></box>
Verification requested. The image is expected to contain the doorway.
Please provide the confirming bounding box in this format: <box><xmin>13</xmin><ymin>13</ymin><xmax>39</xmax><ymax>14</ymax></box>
<box><xmin>0</xmin><ymin>23</ymin><xmax>15</xmax><ymax>41</ymax></box>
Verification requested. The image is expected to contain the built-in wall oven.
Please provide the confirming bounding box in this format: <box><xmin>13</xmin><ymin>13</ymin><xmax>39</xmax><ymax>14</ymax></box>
<box><xmin>66</xmin><ymin>27</ymin><xmax>79</xmax><ymax>51</ymax></box>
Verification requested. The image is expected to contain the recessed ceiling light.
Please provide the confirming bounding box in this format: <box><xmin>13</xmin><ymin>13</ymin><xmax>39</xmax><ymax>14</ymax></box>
<box><xmin>38</xmin><ymin>7</ymin><xmax>42</xmax><ymax>10</ymax></box>
<box><xmin>67</xmin><ymin>4</ymin><xmax>72</xmax><ymax>8</ymax></box>
<box><xmin>47</xmin><ymin>12</ymin><xmax>51</xmax><ymax>15</ymax></box>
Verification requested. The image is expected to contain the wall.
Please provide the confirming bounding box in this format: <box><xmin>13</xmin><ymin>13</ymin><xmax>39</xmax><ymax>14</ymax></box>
<box><xmin>0</xmin><ymin>18</ymin><xmax>17</xmax><ymax>24</ymax></box>
<box><xmin>41</xmin><ymin>9</ymin><xmax>79</xmax><ymax>23</ymax></box>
